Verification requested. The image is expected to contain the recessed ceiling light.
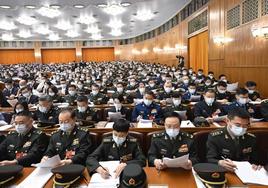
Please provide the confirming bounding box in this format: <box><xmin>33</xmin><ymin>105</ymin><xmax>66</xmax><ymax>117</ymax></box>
<box><xmin>73</xmin><ymin>4</ymin><xmax>85</xmax><ymax>9</ymax></box>
<box><xmin>25</xmin><ymin>5</ymin><xmax>36</xmax><ymax>9</ymax></box>
<box><xmin>97</xmin><ymin>3</ymin><xmax>107</xmax><ymax>8</ymax></box>
<box><xmin>120</xmin><ymin>2</ymin><xmax>131</xmax><ymax>7</ymax></box>
<box><xmin>50</xmin><ymin>4</ymin><xmax>61</xmax><ymax>9</ymax></box>
<box><xmin>0</xmin><ymin>5</ymin><xmax>11</xmax><ymax>9</ymax></box>
<box><xmin>37</xmin><ymin>6</ymin><xmax>61</xmax><ymax>18</ymax></box>
<box><xmin>17</xmin><ymin>15</ymin><xmax>38</xmax><ymax>25</ymax></box>
<box><xmin>2</xmin><ymin>33</ymin><xmax>15</xmax><ymax>41</ymax></box>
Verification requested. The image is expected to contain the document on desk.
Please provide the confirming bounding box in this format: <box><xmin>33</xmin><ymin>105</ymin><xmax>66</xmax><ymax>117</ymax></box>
<box><xmin>234</xmin><ymin>161</ymin><xmax>268</xmax><ymax>186</ymax></box>
<box><xmin>163</xmin><ymin>154</ymin><xmax>189</xmax><ymax>168</ymax></box>
<box><xmin>180</xmin><ymin>120</ymin><xmax>195</xmax><ymax>128</ymax></box>
<box><xmin>213</xmin><ymin>115</ymin><xmax>227</xmax><ymax>122</ymax></box>
<box><xmin>17</xmin><ymin>167</ymin><xmax>53</xmax><ymax>188</ymax></box>
<box><xmin>88</xmin><ymin>161</ymin><xmax>120</xmax><ymax>188</ymax></box>
<box><xmin>0</xmin><ymin>124</ymin><xmax>13</xmax><ymax>131</ymax></box>
<box><xmin>192</xmin><ymin>168</ymin><xmax>206</xmax><ymax>188</ymax></box>
<box><xmin>0</xmin><ymin>120</ymin><xmax>8</xmax><ymax>126</ymax></box>
<box><xmin>137</xmin><ymin>119</ymin><xmax>153</xmax><ymax>128</ymax></box>
<box><xmin>32</xmin><ymin>155</ymin><xmax>61</xmax><ymax>168</ymax></box>
<box><xmin>105</xmin><ymin>122</ymin><xmax>114</xmax><ymax>128</ymax></box>
<box><xmin>108</xmin><ymin>112</ymin><xmax>123</xmax><ymax>120</ymax></box>
<box><xmin>7</xmin><ymin>99</ymin><xmax>18</xmax><ymax>107</ymax></box>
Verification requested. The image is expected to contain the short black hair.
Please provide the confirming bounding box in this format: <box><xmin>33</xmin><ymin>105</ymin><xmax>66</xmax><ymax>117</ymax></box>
<box><xmin>217</xmin><ymin>81</ymin><xmax>227</xmax><ymax>88</ymax></box>
<box><xmin>113</xmin><ymin>118</ymin><xmax>130</xmax><ymax>132</ymax></box>
<box><xmin>15</xmin><ymin>111</ymin><xmax>32</xmax><ymax>118</ymax></box>
<box><xmin>204</xmin><ymin>88</ymin><xmax>215</xmax><ymax>94</ymax></box>
<box><xmin>39</xmin><ymin>95</ymin><xmax>52</xmax><ymax>102</ymax></box>
<box><xmin>113</xmin><ymin>94</ymin><xmax>125</xmax><ymax>103</ymax></box>
<box><xmin>14</xmin><ymin>100</ymin><xmax>29</xmax><ymax>113</ymax></box>
<box><xmin>236</xmin><ymin>88</ymin><xmax>249</xmax><ymax>95</ymax></box>
<box><xmin>245</xmin><ymin>81</ymin><xmax>257</xmax><ymax>87</ymax></box>
<box><xmin>189</xmin><ymin>83</ymin><xmax>196</xmax><ymax>87</ymax></box>
<box><xmin>163</xmin><ymin>112</ymin><xmax>181</xmax><ymax>122</ymax></box>
<box><xmin>172</xmin><ymin>92</ymin><xmax>182</xmax><ymax>98</ymax></box>
<box><xmin>144</xmin><ymin>91</ymin><xmax>155</xmax><ymax>97</ymax></box>
<box><xmin>59</xmin><ymin>108</ymin><xmax>76</xmax><ymax>119</ymax></box>
<box><xmin>91</xmin><ymin>84</ymin><xmax>100</xmax><ymax>88</ymax></box>
<box><xmin>219</xmin><ymin>74</ymin><xmax>226</xmax><ymax>79</ymax></box>
<box><xmin>77</xmin><ymin>95</ymin><xmax>88</xmax><ymax>103</ymax></box>
<box><xmin>227</xmin><ymin>107</ymin><xmax>250</xmax><ymax>120</ymax></box>
<box><xmin>68</xmin><ymin>84</ymin><xmax>77</xmax><ymax>89</ymax></box>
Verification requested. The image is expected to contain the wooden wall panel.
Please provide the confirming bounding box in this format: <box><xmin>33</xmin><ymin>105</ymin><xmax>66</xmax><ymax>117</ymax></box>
<box><xmin>82</xmin><ymin>47</ymin><xmax>115</xmax><ymax>62</ymax></box>
<box><xmin>41</xmin><ymin>49</ymin><xmax>76</xmax><ymax>64</ymax></box>
<box><xmin>0</xmin><ymin>49</ymin><xmax>35</xmax><ymax>64</ymax></box>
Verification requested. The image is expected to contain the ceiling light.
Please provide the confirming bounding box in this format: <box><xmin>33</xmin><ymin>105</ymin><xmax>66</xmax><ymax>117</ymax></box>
<box><xmin>100</xmin><ymin>3</ymin><xmax>125</xmax><ymax>15</ymax></box>
<box><xmin>17</xmin><ymin>15</ymin><xmax>38</xmax><ymax>25</ymax></box>
<box><xmin>213</xmin><ymin>36</ymin><xmax>233</xmax><ymax>45</ymax></box>
<box><xmin>0</xmin><ymin>5</ymin><xmax>11</xmax><ymax>9</ymax></box>
<box><xmin>97</xmin><ymin>3</ymin><xmax>107</xmax><ymax>8</ymax></box>
<box><xmin>78</xmin><ymin>15</ymin><xmax>97</xmax><ymax>25</ymax></box>
<box><xmin>84</xmin><ymin>25</ymin><xmax>101</xmax><ymax>34</ymax></box>
<box><xmin>110</xmin><ymin>28</ymin><xmax>123</xmax><ymax>36</ymax></box>
<box><xmin>107</xmin><ymin>18</ymin><xmax>124</xmax><ymax>29</ymax></box>
<box><xmin>91</xmin><ymin>33</ymin><xmax>103</xmax><ymax>40</ymax></box>
<box><xmin>48</xmin><ymin>33</ymin><xmax>61</xmax><ymax>40</ymax></box>
<box><xmin>74</xmin><ymin>4</ymin><xmax>85</xmax><ymax>9</ymax></box>
<box><xmin>37</xmin><ymin>6</ymin><xmax>61</xmax><ymax>18</ymax></box>
<box><xmin>65</xmin><ymin>30</ymin><xmax>80</xmax><ymax>38</ymax></box>
<box><xmin>135</xmin><ymin>9</ymin><xmax>155</xmax><ymax>21</ymax></box>
<box><xmin>54</xmin><ymin>20</ymin><xmax>72</xmax><ymax>30</ymax></box>
<box><xmin>0</xmin><ymin>20</ymin><xmax>17</xmax><ymax>30</ymax></box>
<box><xmin>25</xmin><ymin>5</ymin><xmax>36</xmax><ymax>9</ymax></box>
<box><xmin>50</xmin><ymin>4</ymin><xmax>61</xmax><ymax>9</ymax></box>
<box><xmin>17</xmin><ymin>30</ymin><xmax>33</xmax><ymax>38</ymax></box>
<box><xmin>120</xmin><ymin>2</ymin><xmax>131</xmax><ymax>7</ymax></box>
<box><xmin>2</xmin><ymin>33</ymin><xmax>14</xmax><ymax>41</ymax></box>
<box><xmin>34</xmin><ymin>25</ymin><xmax>51</xmax><ymax>35</ymax></box>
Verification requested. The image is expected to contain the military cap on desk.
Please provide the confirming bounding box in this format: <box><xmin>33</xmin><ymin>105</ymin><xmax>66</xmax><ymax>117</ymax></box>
<box><xmin>36</xmin><ymin>121</ymin><xmax>56</xmax><ymax>129</ymax></box>
<box><xmin>51</xmin><ymin>164</ymin><xmax>85</xmax><ymax>188</ymax></box>
<box><xmin>120</xmin><ymin>164</ymin><xmax>147</xmax><ymax>188</ymax></box>
<box><xmin>0</xmin><ymin>165</ymin><xmax>23</xmax><ymax>185</ymax></box>
<box><xmin>193</xmin><ymin>163</ymin><xmax>227</xmax><ymax>188</ymax></box>
<box><xmin>78</xmin><ymin>119</ymin><xmax>95</xmax><ymax>128</ymax></box>
<box><xmin>194</xmin><ymin>117</ymin><xmax>209</xmax><ymax>127</ymax></box>
<box><xmin>264</xmin><ymin>164</ymin><xmax>268</xmax><ymax>172</ymax></box>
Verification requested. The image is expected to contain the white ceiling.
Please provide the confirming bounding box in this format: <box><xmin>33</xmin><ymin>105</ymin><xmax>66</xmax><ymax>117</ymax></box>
<box><xmin>0</xmin><ymin>0</ymin><xmax>190</xmax><ymax>41</ymax></box>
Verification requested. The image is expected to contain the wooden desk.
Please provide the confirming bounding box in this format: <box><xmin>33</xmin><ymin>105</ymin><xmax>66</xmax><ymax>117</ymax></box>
<box><xmin>7</xmin><ymin>167</ymin><xmax>265</xmax><ymax>188</ymax></box>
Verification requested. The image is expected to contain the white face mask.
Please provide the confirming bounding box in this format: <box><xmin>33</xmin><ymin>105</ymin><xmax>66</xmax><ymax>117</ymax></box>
<box><xmin>139</xmin><ymin>88</ymin><xmax>145</xmax><ymax>93</ymax></box>
<box><xmin>238</xmin><ymin>98</ymin><xmax>248</xmax><ymax>105</ymax></box>
<box><xmin>183</xmin><ymin>80</ymin><xmax>189</xmax><ymax>84</ymax></box>
<box><xmin>77</xmin><ymin>85</ymin><xmax>83</xmax><ymax>89</ymax></box>
<box><xmin>49</xmin><ymin>92</ymin><xmax>55</xmax><ymax>96</ymax></box>
<box><xmin>69</xmin><ymin>90</ymin><xmax>77</xmax><ymax>96</ymax></box>
<box><xmin>60</xmin><ymin>123</ymin><xmax>73</xmax><ymax>132</ymax></box>
<box><xmin>248</xmin><ymin>89</ymin><xmax>255</xmax><ymax>94</ymax></box>
<box><xmin>204</xmin><ymin>97</ymin><xmax>215</xmax><ymax>106</ymax></box>
<box><xmin>173</xmin><ymin>99</ymin><xmax>181</xmax><ymax>106</ymax></box>
<box><xmin>166</xmin><ymin>128</ymin><xmax>180</xmax><ymax>139</ymax></box>
<box><xmin>143</xmin><ymin>99</ymin><xmax>152</xmax><ymax>106</ymax></box>
<box><xmin>22</xmin><ymin>92</ymin><xmax>30</xmax><ymax>98</ymax></box>
<box><xmin>149</xmin><ymin>84</ymin><xmax>155</xmax><ymax>88</ymax></box>
<box><xmin>189</xmin><ymin>89</ymin><xmax>196</xmax><ymax>94</ymax></box>
<box><xmin>15</xmin><ymin>124</ymin><xmax>28</xmax><ymax>134</ymax></box>
<box><xmin>78</xmin><ymin>106</ymin><xmax>87</xmax><ymax>113</ymax></box>
<box><xmin>113</xmin><ymin>134</ymin><xmax>126</xmax><ymax>146</ymax></box>
<box><xmin>117</xmin><ymin>87</ymin><xmax>124</xmax><ymax>93</ymax></box>
<box><xmin>39</xmin><ymin>106</ymin><xmax>48</xmax><ymax>113</ymax></box>
<box><xmin>218</xmin><ymin>89</ymin><xmax>226</xmax><ymax>94</ymax></box>
<box><xmin>130</xmin><ymin>82</ymin><xmax>136</xmax><ymax>86</ymax></box>
<box><xmin>230</xmin><ymin>124</ymin><xmax>247</xmax><ymax>137</ymax></box>
<box><xmin>164</xmin><ymin>87</ymin><xmax>172</xmax><ymax>93</ymax></box>
<box><xmin>92</xmin><ymin>90</ymin><xmax>99</xmax><ymax>96</ymax></box>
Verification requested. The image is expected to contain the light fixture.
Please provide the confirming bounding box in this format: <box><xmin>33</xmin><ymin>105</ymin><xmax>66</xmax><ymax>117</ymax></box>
<box><xmin>34</xmin><ymin>25</ymin><xmax>51</xmax><ymax>35</ymax></box>
<box><xmin>37</xmin><ymin>6</ymin><xmax>61</xmax><ymax>18</ymax></box>
<box><xmin>25</xmin><ymin>5</ymin><xmax>36</xmax><ymax>9</ymax></box>
<box><xmin>78</xmin><ymin>15</ymin><xmax>97</xmax><ymax>24</ymax></box>
<box><xmin>0</xmin><ymin>5</ymin><xmax>11</xmax><ymax>9</ymax></box>
<box><xmin>0</xmin><ymin>20</ymin><xmax>17</xmax><ymax>30</ymax></box>
<box><xmin>48</xmin><ymin>33</ymin><xmax>61</xmax><ymax>40</ymax></box>
<box><xmin>2</xmin><ymin>33</ymin><xmax>14</xmax><ymax>41</ymax></box>
<box><xmin>97</xmin><ymin>3</ymin><xmax>107</xmax><ymax>8</ymax></box>
<box><xmin>17</xmin><ymin>15</ymin><xmax>38</xmax><ymax>25</ymax></box>
<box><xmin>65</xmin><ymin>30</ymin><xmax>80</xmax><ymax>38</ymax></box>
<box><xmin>114</xmin><ymin>50</ymin><xmax>121</xmax><ymax>55</ymax></box>
<box><xmin>110</xmin><ymin>28</ymin><xmax>123</xmax><ymax>36</ymax></box>
<box><xmin>84</xmin><ymin>25</ymin><xmax>101</xmax><ymax>34</ymax></box>
<box><xmin>50</xmin><ymin>4</ymin><xmax>61</xmax><ymax>9</ymax></box>
<box><xmin>99</xmin><ymin>3</ymin><xmax>125</xmax><ymax>15</ymax></box>
<box><xmin>175</xmin><ymin>44</ymin><xmax>187</xmax><ymax>50</ymax></box>
<box><xmin>107</xmin><ymin>18</ymin><xmax>124</xmax><ymax>29</ymax></box>
<box><xmin>17</xmin><ymin>30</ymin><xmax>33</xmax><ymax>38</ymax></box>
<box><xmin>54</xmin><ymin>20</ymin><xmax>72</xmax><ymax>30</ymax></box>
<box><xmin>252</xmin><ymin>27</ymin><xmax>268</xmax><ymax>39</ymax></box>
<box><xmin>74</xmin><ymin>4</ymin><xmax>85</xmax><ymax>9</ymax></box>
<box><xmin>120</xmin><ymin>2</ymin><xmax>131</xmax><ymax>7</ymax></box>
<box><xmin>153</xmin><ymin>47</ymin><xmax>162</xmax><ymax>53</ymax></box>
<box><xmin>135</xmin><ymin>9</ymin><xmax>155</xmax><ymax>21</ymax></box>
<box><xmin>91</xmin><ymin>33</ymin><xmax>103</xmax><ymax>40</ymax></box>
<box><xmin>213</xmin><ymin>36</ymin><xmax>233</xmax><ymax>45</ymax></box>
<box><xmin>131</xmin><ymin>49</ymin><xmax>140</xmax><ymax>55</ymax></box>
<box><xmin>142</xmin><ymin>48</ymin><xmax>149</xmax><ymax>54</ymax></box>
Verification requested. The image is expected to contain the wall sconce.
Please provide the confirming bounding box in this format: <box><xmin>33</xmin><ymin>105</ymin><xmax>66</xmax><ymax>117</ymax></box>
<box><xmin>252</xmin><ymin>27</ymin><xmax>268</xmax><ymax>39</ymax></box>
<box><xmin>131</xmin><ymin>49</ymin><xmax>141</xmax><ymax>55</ymax></box>
<box><xmin>114</xmin><ymin>50</ymin><xmax>121</xmax><ymax>55</ymax></box>
<box><xmin>213</xmin><ymin>36</ymin><xmax>233</xmax><ymax>46</ymax></box>
<box><xmin>175</xmin><ymin>44</ymin><xmax>187</xmax><ymax>50</ymax></box>
<box><xmin>153</xmin><ymin>47</ymin><xmax>162</xmax><ymax>53</ymax></box>
<box><xmin>141</xmin><ymin>48</ymin><xmax>149</xmax><ymax>54</ymax></box>
<box><xmin>34</xmin><ymin>51</ymin><xmax>41</xmax><ymax>57</ymax></box>
<box><xmin>76</xmin><ymin>51</ymin><xmax>82</xmax><ymax>57</ymax></box>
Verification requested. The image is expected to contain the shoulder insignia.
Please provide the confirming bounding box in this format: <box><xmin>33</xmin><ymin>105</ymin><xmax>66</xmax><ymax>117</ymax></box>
<box><xmin>181</xmin><ymin>132</ymin><xmax>193</xmax><ymax>138</ymax></box>
<box><xmin>8</xmin><ymin>131</ymin><xmax>16</xmax><ymax>135</ymax></box>
<box><xmin>78</xmin><ymin>127</ymin><xmax>88</xmax><ymax>132</ymax></box>
<box><xmin>246</xmin><ymin>133</ymin><xmax>256</xmax><ymax>138</ymax></box>
<box><xmin>210</xmin><ymin>130</ymin><xmax>224</xmax><ymax>137</ymax></box>
<box><xmin>103</xmin><ymin>138</ymin><xmax>113</xmax><ymax>143</ymax></box>
<box><xmin>153</xmin><ymin>132</ymin><xmax>165</xmax><ymax>138</ymax></box>
<box><xmin>128</xmin><ymin>138</ymin><xmax>137</xmax><ymax>142</ymax></box>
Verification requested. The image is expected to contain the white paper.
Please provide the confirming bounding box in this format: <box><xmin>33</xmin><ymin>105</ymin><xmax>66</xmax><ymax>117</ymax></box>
<box><xmin>180</xmin><ymin>120</ymin><xmax>195</xmax><ymax>128</ymax></box>
<box><xmin>212</xmin><ymin>115</ymin><xmax>227</xmax><ymax>122</ymax></box>
<box><xmin>227</xmin><ymin>82</ymin><xmax>239</xmax><ymax>92</ymax></box>
<box><xmin>32</xmin><ymin>155</ymin><xmax>61</xmax><ymax>168</ymax></box>
<box><xmin>105</xmin><ymin>122</ymin><xmax>114</xmax><ymax>128</ymax></box>
<box><xmin>0</xmin><ymin>124</ymin><xmax>13</xmax><ymax>131</ymax></box>
<box><xmin>108</xmin><ymin>112</ymin><xmax>123</xmax><ymax>120</ymax></box>
<box><xmin>7</xmin><ymin>99</ymin><xmax>18</xmax><ymax>107</ymax></box>
<box><xmin>88</xmin><ymin>161</ymin><xmax>120</xmax><ymax>188</ymax></box>
<box><xmin>54</xmin><ymin>103</ymin><xmax>69</xmax><ymax>108</ymax></box>
<box><xmin>107</xmin><ymin>90</ymin><xmax>116</xmax><ymax>94</ymax></box>
<box><xmin>190</xmin><ymin>95</ymin><xmax>201</xmax><ymax>101</ymax></box>
<box><xmin>234</xmin><ymin>161</ymin><xmax>268</xmax><ymax>186</ymax></box>
<box><xmin>17</xmin><ymin>167</ymin><xmax>53</xmax><ymax>188</ymax></box>
<box><xmin>249</xmin><ymin>101</ymin><xmax>261</xmax><ymax>105</ymax></box>
<box><xmin>137</xmin><ymin>119</ymin><xmax>153</xmax><ymax>128</ymax></box>
<box><xmin>163</xmin><ymin>154</ymin><xmax>189</xmax><ymax>168</ymax></box>
<box><xmin>250</xmin><ymin>118</ymin><xmax>264</xmax><ymax>122</ymax></box>
<box><xmin>0</xmin><ymin>120</ymin><xmax>8</xmax><ymax>126</ymax></box>
<box><xmin>192</xmin><ymin>168</ymin><xmax>206</xmax><ymax>188</ymax></box>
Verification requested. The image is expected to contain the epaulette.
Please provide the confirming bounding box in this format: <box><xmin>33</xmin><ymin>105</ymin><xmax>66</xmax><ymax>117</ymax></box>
<box><xmin>128</xmin><ymin>138</ymin><xmax>137</xmax><ymax>142</ymax></box>
<box><xmin>246</xmin><ymin>132</ymin><xmax>256</xmax><ymax>138</ymax></box>
<box><xmin>8</xmin><ymin>130</ymin><xmax>16</xmax><ymax>135</ymax></box>
<box><xmin>181</xmin><ymin>132</ymin><xmax>193</xmax><ymax>138</ymax></box>
<box><xmin>33</xmin><ymin>130</ymin><xmax>42</xmax><ymax>134</ymax></box>
<box><xmin>153</xmin><ymin>132</ymin><xmax>165</xmax><ymax>138</ymax></box>
<box><xmin>210</xmin><ymin>130</ymin><xmax>224</xmax><ymax>136</ymax></box>
<box><xmin>78</xmin><ymin>127</ymin><xmax>88</xmax><ymax>132</ymax></box>
<box><xmin>51</xmin><ymin>130</ymin><xmax>60</xmax><ymax>135</ymax></box>
<box><xmin>103</xmin><ymin>138</ymin><xmax>113</xmax><ymax>143</ymax></box>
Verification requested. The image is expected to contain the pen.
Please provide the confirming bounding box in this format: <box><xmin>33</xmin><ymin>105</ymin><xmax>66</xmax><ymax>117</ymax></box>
<box><xmin>100</xmin><ymin>165</ymin><xmax>112</xmax><ymax>177</ymax></box>
<box><xmin>221</xmin><ymin>156</ymin><xmax>238</xmax><ymax>170</ymax></box>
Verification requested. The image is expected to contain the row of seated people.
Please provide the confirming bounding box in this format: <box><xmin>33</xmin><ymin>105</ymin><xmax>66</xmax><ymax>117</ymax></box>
<box><xmin>0</xmin><ymin>87</ymin><xmax>266</xmax><ymax>127</ymax></box>
<box><xmin>0</xmin><ymin>108</ymin><xmax>267</xmax><ymax>180</ymax></box>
